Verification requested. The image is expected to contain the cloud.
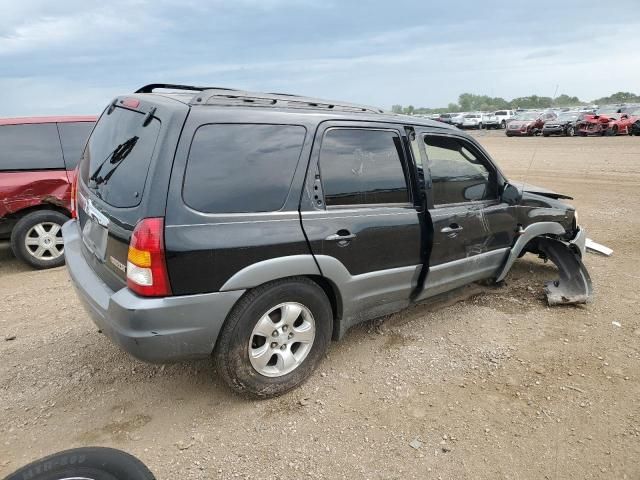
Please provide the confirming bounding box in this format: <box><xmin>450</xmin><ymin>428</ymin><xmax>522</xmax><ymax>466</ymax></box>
<box><xmin>1</xmin><ymin>0</ymin><xmax>639</xmax><ymax>115</ymax></box>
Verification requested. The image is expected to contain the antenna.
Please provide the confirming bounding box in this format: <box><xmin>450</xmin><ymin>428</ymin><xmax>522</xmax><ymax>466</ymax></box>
<box><xmin>520</xmin><ymin>145</ymin><xmax>538</xmax><ymax>206</ymax></box>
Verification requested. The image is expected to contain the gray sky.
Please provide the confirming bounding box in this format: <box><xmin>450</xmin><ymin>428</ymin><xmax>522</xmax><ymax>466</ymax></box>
<box><xmin>2</xmin><ymin>0</ymin><xmax>639</xmax><ymax>116</ymax></box>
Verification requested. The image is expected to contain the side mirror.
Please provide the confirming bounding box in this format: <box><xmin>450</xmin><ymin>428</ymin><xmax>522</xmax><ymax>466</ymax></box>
<box><xmin>501</xmin><ymin>182</ymin><xmax>522</xmax><ymax>205</ymax></box>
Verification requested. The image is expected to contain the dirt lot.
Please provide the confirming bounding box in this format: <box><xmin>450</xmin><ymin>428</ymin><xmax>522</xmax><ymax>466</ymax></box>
<box><xmin>1</xmin><ymin>131</ymin><xmax>639</xmax><ymax>479</ymax></box>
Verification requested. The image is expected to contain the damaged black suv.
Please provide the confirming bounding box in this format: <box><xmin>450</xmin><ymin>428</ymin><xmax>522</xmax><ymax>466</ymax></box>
<box><xmin>63</xmin><ymin>84</ymin><xmax>592</xmax><ymax>397</ymax></box>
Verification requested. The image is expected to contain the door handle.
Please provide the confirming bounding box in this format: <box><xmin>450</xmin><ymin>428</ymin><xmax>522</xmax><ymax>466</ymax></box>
<box><xmin>325</xmin><ymin>231</ymin><xmax>357</xmax><ymax>241</ymax></box>
<box><xmin>441</xmin><ymin>224</ymin><xmax>463</xmax><ymax>233</ymax></box>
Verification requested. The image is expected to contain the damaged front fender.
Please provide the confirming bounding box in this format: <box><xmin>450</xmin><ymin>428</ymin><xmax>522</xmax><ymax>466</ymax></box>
<box><xmin>537</xmin><ymin>237</ymin><xmax>593</xmax><ymax>305</ymax></box>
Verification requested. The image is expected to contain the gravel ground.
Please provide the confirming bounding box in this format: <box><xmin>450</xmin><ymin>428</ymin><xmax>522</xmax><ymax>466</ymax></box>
<box><xmin>1</xmin><ymin>130</ymin><xmax>639</xmax><ymax>479</ymax></box>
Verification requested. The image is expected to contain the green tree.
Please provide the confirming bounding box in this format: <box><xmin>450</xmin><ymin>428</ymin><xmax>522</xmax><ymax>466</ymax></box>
<box><xmin>391</xmin><ymin>104</ymin><xmax>403</xmax><ymax>113</ymax></box>
<box><xmin>553</xmin><ymin>94</ymin><xmax>582</xmax><ymax>106</ymax></box>
<box><xmin>592</xmin><ymin>91</ymin><xmax>640</xmax><ymax>105</ymax></box>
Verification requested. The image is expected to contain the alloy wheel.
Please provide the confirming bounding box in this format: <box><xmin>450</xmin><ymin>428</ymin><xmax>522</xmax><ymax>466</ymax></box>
<box><xmin>249</xmin><ymin>302</ymin><xmax>315</xmax><ymax>377</ymax></box>
<box><xmin>24</xmin><ymin>222</ymin><xmax>64</xmax><ymax>261</ymax></box>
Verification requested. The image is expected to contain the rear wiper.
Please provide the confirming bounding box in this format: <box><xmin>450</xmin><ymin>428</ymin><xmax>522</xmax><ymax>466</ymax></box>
<box><xmin>89</xmin><ymin>136</ymin><xmax>139</xmax><ymax>186</ymax></box>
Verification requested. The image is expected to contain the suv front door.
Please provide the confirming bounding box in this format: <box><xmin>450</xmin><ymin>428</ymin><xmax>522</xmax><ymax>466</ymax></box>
<box><xmin>301</xmin><ymin>122</ymin><xmax>422</xmax><ymax>333</ymax></box>
<box><xmin>415</xmin><ymin>131</ymin><xmax>517</xmax><ymax>299</ymax></box>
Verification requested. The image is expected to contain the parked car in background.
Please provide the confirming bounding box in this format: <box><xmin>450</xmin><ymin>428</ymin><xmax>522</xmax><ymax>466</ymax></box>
<box><xmin>451</xmin><ymin>112</ymin><xmax>466</xmax><ymax>127</ymax></box>
<box><xmin>436</xmin><ymin>113</ymin><xmax>454</xmax><ymax>124</ymax></box>
<box><xmin>63</xmin><ymin>83</ymin><xmax>591</xmax><ymax>398</ymax></box>
<box><xmin>626</xmin><ymin>107</ymin><xmax>640</xmax><ymax>135</ymax></box>
<box><xmin>481</xmin><ymin>112</ymin><xmax>499</xmax><ymax>129</ymax></box>
<box><xmin>542</xmin><ymin>112</ymin><xmax>584</xmax><ymax>137</ymax></box>
<box><xmin>460</xmin><ymin>113</ymin><xmax>484</xmax><ymax>129</ymax></box>
<box><xmin>0</xmin><ymin>116</ymin><xmax>96</xmax><ymax>268</ymax></box>
<box><xmin>494</xmin><ymin>110</ymin><xmax>516</xmax><ymax>129</ymax></box>
<box><xmin>506</xmin><ymin>111</ymin><xmax>557</xmax><ymax>137</ymax></box>
<box><xmin>577</xmin><ymin>111</ymin><xmax>636</xmax><ymax>136</ymax></box>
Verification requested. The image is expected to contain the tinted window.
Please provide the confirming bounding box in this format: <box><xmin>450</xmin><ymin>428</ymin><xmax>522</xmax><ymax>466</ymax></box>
<box><xmin>495</xmin><ymin>111</ymin><xmax>506</xmax><ymax>116</ymax></box>
<box><xmin>424</xmin><ymin>135</ymin><xmax>496</xmax><ymax>205</ymax></box>
<box><xmin>320</xmin><ymin>128</ymin><xmax>409</xmax><ymax>206</ymax></box>
<box><xmin>80</xmin><ymin>107</ymin><xmax>161</xmax><ymax>208</ymax></box>
<box><xmin>58</xmin><ymin>122</ymin><xmax>94</xmax><ymax>169</ymax></box>
<box><xmin>0</xmin><ymin>124</ymin><xmax>64</xmax><ymax>171</ymax></box>
<box><xmin>183</xmin><ymin>124</ymin><xmax>306</xmax><ymax>213</ymax></box>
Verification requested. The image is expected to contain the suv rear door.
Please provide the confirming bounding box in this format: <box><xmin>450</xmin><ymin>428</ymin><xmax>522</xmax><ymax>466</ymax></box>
<box><xmin>301</xmin><ymin>121</ymin><xmax>422</xmax><ymax>326</ymax></box>
<box><xmin>414</xmin><ymin>130</ymin><xmax>517</xmax><ymax>299</ymax></box>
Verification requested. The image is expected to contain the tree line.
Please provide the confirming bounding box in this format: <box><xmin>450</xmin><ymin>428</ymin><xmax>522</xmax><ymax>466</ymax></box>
<box><xmin>391</xmin><ymin>91</ymin><xmax>640</xmax><ymax>115</ymax></box>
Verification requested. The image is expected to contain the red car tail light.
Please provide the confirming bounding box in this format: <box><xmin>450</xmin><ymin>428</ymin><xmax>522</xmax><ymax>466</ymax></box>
<box><xmin>70</xmin><ymin>167</ymin><xmax>79</xmax><ymax>219</ymax></box>
<box><xmin>127</xmin><ymin>217</ymin><xmax>172</xmax><ymax>297</ymax></box>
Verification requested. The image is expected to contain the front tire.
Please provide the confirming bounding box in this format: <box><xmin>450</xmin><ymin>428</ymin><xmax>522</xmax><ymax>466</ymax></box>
<box><xmin>10</xmin><ymin>210</ymin><xmax>69</xmax><ymax>269</ymax></box>
<box><xmin>501</xmin><ymin>120</ymin><xmax>506</xmax><ymax>129</ymax></box>
<box><xmin>214</xmin><ymin>277</ymin><xmax>333</xmax><ymax>398</ymax></box>
<box><xmin>3</xmin><ymin>447</ymin><xmax>156</xmax><ymax>480</ymax></box>
<box><xmin>567</xmin><ymin>126</ymin><xmax>575</xmax><ymax>137</ymax></box>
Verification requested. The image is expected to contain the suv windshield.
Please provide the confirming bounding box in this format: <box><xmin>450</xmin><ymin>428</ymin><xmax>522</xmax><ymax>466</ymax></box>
<box><xmin>80</xmin><ymin>107</ymin><xmax>160</xmax><ymax>208</ymax></box>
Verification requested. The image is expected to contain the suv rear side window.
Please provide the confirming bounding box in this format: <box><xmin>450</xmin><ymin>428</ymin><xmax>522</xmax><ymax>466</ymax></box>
<box><xmin>0</xmin><ymin>124</ymin><xmax>64</xmax><ymax>171</ymax></box>
<box><xmin>183</xmin><ymin>124</ymin><xmax>306</xmax><ymax>213</ymax></box>
<box><xmin>424</xmin><ymin>135</ymin><xmax>497</xmax><ymax>205</ymax></box>
<box><xmin>80</xmin><ymin>107</ymin><xmax>160</xmax><ymax>208</ymax></box>
<box><xmin>319</xmin><ymin>128</ymin><xmax>409</xmax><ymax>206</ymax></box>
<box><xmin>58</xmin><ymin>122</ymin><xmax>94</xmax><ymax>169</ymax></box>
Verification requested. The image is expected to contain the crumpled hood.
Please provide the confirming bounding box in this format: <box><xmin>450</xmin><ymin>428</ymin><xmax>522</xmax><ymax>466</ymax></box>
<box><xmin>510</xmin><ymin>181</ymin><xmax>573</xmax><ymax>200</ymax></box>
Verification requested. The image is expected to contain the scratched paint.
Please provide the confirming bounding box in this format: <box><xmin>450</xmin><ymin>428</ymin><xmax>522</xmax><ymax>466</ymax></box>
<box><xmin>0</xmin><ymin>170</ymin><xmax>73</xmax><ymax>218</ymax></box>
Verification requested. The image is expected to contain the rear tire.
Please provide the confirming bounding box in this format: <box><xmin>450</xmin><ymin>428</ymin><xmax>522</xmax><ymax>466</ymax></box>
<box><xmin>10</xmin><ymin>210</ymin><xmax>69</xmax><ymax>269</ymax></box>
<box><xmin>567</xmin><ymin>126</ymin><xmax>575</xmax><ymax>137</ymax></box>
<box><xmin>214</xmin><ymin>277</ymin><xmax>333</xmax><ymax>398</ymax></box>
<box><xmin>501</xmin><ymin>120</ymin><xmax>506</xmax><ymax>129</ymax></box>
<box><xmin>3</xmin><ymin>447</ymin><xmax>156</xmax><ymax>480</ymax></box>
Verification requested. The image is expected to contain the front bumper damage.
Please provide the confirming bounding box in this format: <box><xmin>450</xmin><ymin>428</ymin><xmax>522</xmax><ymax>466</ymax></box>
<box><xmin>537</xmin><ymin>227</ymin><xmax>593</xmax><ymax>305</ymax></box>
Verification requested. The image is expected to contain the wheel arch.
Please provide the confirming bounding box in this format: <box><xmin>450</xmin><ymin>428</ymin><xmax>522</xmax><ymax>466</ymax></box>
<box><xmin>495</xmin><ymin>222</ymin><xmax>567</xmax><ymax>282</ymax></box>
<box><xmin>218</xmin><ymin>255</ymin><xmax>346</xmax><ymax>339</ymax></box>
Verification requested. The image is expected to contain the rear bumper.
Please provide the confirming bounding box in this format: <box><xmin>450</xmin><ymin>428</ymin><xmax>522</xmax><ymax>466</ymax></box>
<box><xmin>62</xmin><ymin>220</ymin><xmax>245</xmax><ymax>363</ymax></box>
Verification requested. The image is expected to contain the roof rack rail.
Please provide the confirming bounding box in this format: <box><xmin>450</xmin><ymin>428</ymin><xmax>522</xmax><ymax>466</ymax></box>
<box><xmin>193</xmin><ymin>89</ymin><xmax>384</xmax><ymax>114</ymax></box>
<box><xmin>135</xmin><ymin>83</ymin><xmax>239</xmax><ymax>94</ymax></box>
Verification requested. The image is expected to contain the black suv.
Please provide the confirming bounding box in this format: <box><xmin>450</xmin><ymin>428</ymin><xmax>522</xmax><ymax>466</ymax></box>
<box><xmin>63</xmin><ymin>84</ymin><xmax>592</xmax><ymax>397</ymax></box>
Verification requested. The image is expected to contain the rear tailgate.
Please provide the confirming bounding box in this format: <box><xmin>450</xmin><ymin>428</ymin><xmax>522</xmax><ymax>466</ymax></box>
<box><xmin>75</xmin><ymin>95</ymin><xmax>189</xmax><ymax>292</ymax></box>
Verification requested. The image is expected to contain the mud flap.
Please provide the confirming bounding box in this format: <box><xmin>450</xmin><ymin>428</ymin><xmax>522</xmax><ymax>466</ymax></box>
<box><xmin>537</xmin><ymin>238</ymin><xmax>593</xmax><ymax>305</ymax></box>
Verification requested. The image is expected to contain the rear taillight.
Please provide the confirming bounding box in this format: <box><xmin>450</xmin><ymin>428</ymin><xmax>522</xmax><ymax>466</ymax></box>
<box><xmin>126</xmin><ymin>217</ymin><xmax>172</xmax><ymax>297</ymax></box>
<box><xmin>70</xmin><ymin>168</ymin><xmax>79</xmax><ymax>219</ymax></box>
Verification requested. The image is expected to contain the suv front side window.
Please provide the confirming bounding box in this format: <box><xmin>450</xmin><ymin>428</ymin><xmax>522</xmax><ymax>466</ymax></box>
<box><xmin>423</xmin><ymin>135</ymin><xmax>497</xmax><ymax>206</ymax></box>
<box><xmin>319</xmin><ymin>128</ymin><xmax>410</xmax><ymax>206</ymax></box>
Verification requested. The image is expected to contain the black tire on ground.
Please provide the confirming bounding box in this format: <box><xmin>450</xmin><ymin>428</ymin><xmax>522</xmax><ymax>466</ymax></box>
<box><xmin>567</xmin><ymin>126</ymin><xmax>575</xmax><ymax>137</ymax></box>
<box><xmin>3</xmin><ymin>447</ymin><xmax>156</xmax><ymax>480</ymax></box>
<box><xmin>543</xmin><ymin>133</ymin><xmax>549</xmax><ymax>137</ymax></box>
<box><xmin>214</xmin><ymin>277</ymin><xmax>333</xmax><ymax>398</ymax></box>
<box><xmin>501</xmin><ymin>120</ymin><xmax>506</xmax><ymax>129</ymax></box>
<box><xmin>10</xmin><ymin>210</ymin><xmax>69</xmax><ymax>269</ymax></box>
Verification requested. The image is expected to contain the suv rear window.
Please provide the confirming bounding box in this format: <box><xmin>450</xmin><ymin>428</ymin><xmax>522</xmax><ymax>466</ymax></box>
<box><xmin>0</xmin><ymin>124</ymin><xmax>64</xmax><ymax>171</ymax></box>
<box><xmin>80</xmin><ymin>107</ymin><xmax>160</xmax><ymax>208</ymax></box>
<box><xmin>58</xmin><ymin>122</ymin><xmax>94</xmax><ymax>169</ymax></box>
<box><xmin>319</xmin><ymin>128</ymin><xmax>409</xmax><ymax>206</ymax></box>
<box><xmin>183</xmin><ymin>124</ymin><xmax>306</xmax><ymax>213</ymax></box>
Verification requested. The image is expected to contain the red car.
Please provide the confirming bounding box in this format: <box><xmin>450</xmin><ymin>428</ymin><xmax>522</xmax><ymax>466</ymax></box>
<box><xmin>505</xmin><ymin>111</ymin><xmax>557</xmax><ymax>136</ymax></box>
<box><xmin>0</xmin><ymin>116</ymin><xmax>96</xmax><ymax>268</ymax></box>
<box><xmin>577</xmin><ymin>106</ymin><xmax>637</xmax><ymax>136</ymax></box>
